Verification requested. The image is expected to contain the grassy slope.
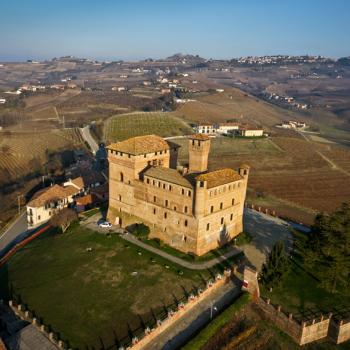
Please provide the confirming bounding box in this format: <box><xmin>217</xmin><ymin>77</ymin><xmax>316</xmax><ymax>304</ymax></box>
<box><xmin>0</xmin><ymin>225</ymin><xmax>218</xmax><ymax>349</ymax></box>
<box><xmin>104</xmin><ymin>111</ymin><xmax>193</xmax><ymax>143</ymax></box>
<box><xmin>175</xmin><ymin>88</ymin><xmax>302</xmax><ymax>127</ymax></box>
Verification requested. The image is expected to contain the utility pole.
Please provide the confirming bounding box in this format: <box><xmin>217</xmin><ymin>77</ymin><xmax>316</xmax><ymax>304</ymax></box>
<box><xmin>17</xmin><ymin>194</ymin><xmax>24</xmax><ymax>215</ymax></box>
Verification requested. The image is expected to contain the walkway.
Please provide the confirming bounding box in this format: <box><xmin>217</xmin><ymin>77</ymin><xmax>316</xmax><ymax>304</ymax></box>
<box><xmin>120</xmin><ymin>232</ymin><xmax>242</xmax><ymax>270</ymax></box>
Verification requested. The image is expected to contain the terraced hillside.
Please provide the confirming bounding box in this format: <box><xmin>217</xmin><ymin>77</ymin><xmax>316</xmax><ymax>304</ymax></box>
<box><xmin>0</xmin><ymin>128</ymin><xmax>84</xmax><ymax>183</ymax></box>
<box><xmin>104</xmin><ymin>111</ymin><xmax>193</xmax><ymax>143</ymax></box>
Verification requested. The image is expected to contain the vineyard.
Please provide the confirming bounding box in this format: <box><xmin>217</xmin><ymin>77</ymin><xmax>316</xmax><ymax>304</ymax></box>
<box><xmin>0</xmin><ymin>128</ymin><xmax>84</xmax><ymax>182</ymax></box>
<box><xmin>177</xmin><ymin>135</ymin><xmax>350</xmax><ymax>216</ymax></box>
<box><xmin>104</xmin><ymin>111</ymin><xmax>193</xmax><ymax>143</ymax></box>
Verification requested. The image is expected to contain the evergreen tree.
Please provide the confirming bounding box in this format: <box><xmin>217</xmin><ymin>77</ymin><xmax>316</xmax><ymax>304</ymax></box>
<box><xmin>302</xmin><ymin>203</ymin><xmax>350</xmax><ymax>293</ymax></box>
<box><xmin>261</xmin><ymin>240</ymin><xmax>290</xmax><ymax>287</ymax></box>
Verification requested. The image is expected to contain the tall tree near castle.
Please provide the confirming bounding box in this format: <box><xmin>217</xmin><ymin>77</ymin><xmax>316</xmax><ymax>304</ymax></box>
<box><xmin>302</xmin><ymin>203</ymin><xmax>350</xmax><ymax>293</ymax></box>
<box><xmin>260</xmin><ymin>240</ymin><xmax>290</xmax><ymax>288</ymax></box>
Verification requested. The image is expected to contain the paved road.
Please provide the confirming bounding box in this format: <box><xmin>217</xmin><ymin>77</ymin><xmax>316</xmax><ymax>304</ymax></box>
<box><xmin>121</xmin><ymin>232</ymin><xmax>242</xmax><ymax>270</ymax></box>
<box><xmin>80</xmin><ymin>125</ymin><xmax>99</xmax><ymax>154</ymax></box>
<box><xmin>242</xmin><ymin>208</ymin><xmax>293</xmax><ymax>271</ymax></box>
<box><xmin>83</xmin><ymin>210</ymin><xmax>292</xmax><ymax>271</ymax></box>
<box><xmin>143</xmin><ymin>279</ymin><xmax>241</xmax><ymax>350</ymax></box>
<box><xmin>0</xmin><ymin>212</ymin><xmax>30</xmax><ymax>256</ymax></box>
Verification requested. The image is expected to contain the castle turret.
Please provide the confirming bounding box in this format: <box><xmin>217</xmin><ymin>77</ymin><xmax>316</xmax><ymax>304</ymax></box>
<box><xmin>188</xmin><ymin>134</ymin><xmax>211</xmax><ymax>173</ymax></box>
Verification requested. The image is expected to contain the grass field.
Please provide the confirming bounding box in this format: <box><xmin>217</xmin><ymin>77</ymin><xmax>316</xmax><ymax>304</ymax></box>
<box><xmin>0</xmin><ymin>224</ymin><xmax>220</xmax><ymax>349</ymax></box>
<box><xmin>261</xmin><ymin>231</ymin><xmax>350</xmax><ymax>323</ymax></box>
<box><xmin>104</xmin><ymin>111</ymin><xmax>193</xmax><ymax>143</ymax></box>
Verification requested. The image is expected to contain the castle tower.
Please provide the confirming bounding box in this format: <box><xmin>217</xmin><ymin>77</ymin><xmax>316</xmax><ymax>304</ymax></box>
<box><xmin>188</xmin><ymin>134</ymin><xmax>211</xmax><ymax>173</ymax></box>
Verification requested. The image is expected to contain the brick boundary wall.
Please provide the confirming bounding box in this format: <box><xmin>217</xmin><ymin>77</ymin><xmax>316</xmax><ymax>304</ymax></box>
<box><xmin>129</xmin><ymin>269</ymin><xmax>232</xmax><ymax>349</ymax></box>
<box><xmin>6</xmin><ymin>300</ymin><xmax>67</xmax><ymax>349</ymax></box>
<box><xmin>241</xmin><ymin>266</ymin><xmax>350</xmax><ymax>345</ymax></box>
<box><xmin>0</xmin><ymin>224</ymin><xmax>51</xmax><ymax>268</ymax></box>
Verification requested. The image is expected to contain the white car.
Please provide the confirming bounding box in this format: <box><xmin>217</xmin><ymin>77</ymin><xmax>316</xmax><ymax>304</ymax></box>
<box><xmin>98</xmin><ymin>221</ymin><xmax>112</xmax><ymax>228</ymax></box>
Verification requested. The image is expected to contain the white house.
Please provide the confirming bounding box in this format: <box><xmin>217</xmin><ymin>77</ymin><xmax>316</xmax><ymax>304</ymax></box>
<box><xmin>0</xmin><ymin>98</ymin><xmax>6</xmax><ymax>104</ymax></box>
<box><xmin>217</xmin><ymin>123</ymin><xmax>240</xmax><ymax>134</ymax></box>
<box><xmin>195</xmin><ymin>123</ymin><xmax>217</xmax><ymax>134</ymax></box>
<box><xmin>238</xmin><ymin>126</ymin><xmax>264</xmax><ymax>137</ymax></box>
<box><xmin>26</xmin><ymin>184</ymin><xmax>79</xmax><ymax>228</ymax></box>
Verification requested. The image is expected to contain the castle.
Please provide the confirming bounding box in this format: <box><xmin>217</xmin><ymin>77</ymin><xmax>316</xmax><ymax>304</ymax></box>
<box><xmin>107</xmin><ymin>134</ymin><xmax>249</xmax><ymax>256</ymax></box>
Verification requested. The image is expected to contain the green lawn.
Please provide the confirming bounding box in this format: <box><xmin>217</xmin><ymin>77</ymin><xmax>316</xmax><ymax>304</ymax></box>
<box><xmin>261</xmin><ymin>231</ymin><xmax>350</xmax><ymax>322</ymax></box>
<box><xmin>104</xmin><ymin>111</ymin><xmax>193</xmax><ymax>143</ymax></box>
<box><xmin>0</xmin><ymin>224</ymin><xmax>219</xmax><ymax>349</ymax></box>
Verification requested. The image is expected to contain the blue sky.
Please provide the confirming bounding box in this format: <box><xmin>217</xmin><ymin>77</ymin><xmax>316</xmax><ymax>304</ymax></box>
<box><xmin>0</xmin><ymin>0</ymin><xmax>349</xmax><ymax>61</ymax></box>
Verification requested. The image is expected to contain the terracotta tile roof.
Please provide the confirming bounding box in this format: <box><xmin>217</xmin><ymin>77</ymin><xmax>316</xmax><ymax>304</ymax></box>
<box><xmin>189</xmin><ymin>134</ymin><xmax>210</xmax><ymax>141</ymax></box>
<box><xmin>27</xmin><ymin>184</ymin><xmax>78</xmax><ymax>208</ymax></box>
<box><xmin>144</xmin><ymin>166</ymin><xmax>193</xmax><ymax>188</ymax></box>
<box><xmin>76</xmin><ymin>194</ymin><xmax>94</xmax><ymax>206</ymax></box>
<box><xmin>195</xmin><ymin>168</ymin><xmax>242</xmax><ymax>188</ymax></box>
<box><xmin>107</xmin><ymin>135</ymin><xmax>171</xmax><ymax>155</ymax></box>
<box><xmin>71</xmin><ymin>176</ymin><xmax>84</xmax><ymax>189</ymax></box>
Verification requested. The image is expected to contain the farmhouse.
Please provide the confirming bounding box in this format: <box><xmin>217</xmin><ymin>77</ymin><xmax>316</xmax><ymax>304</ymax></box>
<box><xmin>217</xmin><ymin>122</ymin><xmax>240</xmax><ymax>134</ymax></box>
<box><xmin>26</xmin><ymin>184</ymin><xmax>79</xmax><ymax>227</ymax></box>
<box><xmin>107</xmin><ymin>134</ymin><xmax>249</xmax><ymax>255</ymax></box>
<box><xmin>195</xmin><ymin>123</ymin><xmax>216</xmax><ymax>134</ymax></box>
<box><xmin>238</xmin><ymin>126</ymin><xmax>264</xmax><ymax>137</ymax></box>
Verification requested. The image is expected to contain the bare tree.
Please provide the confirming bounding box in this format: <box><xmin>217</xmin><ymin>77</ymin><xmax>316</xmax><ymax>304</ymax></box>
<box><xmin>50</xmin><ymin>208</ymin><xmax>78</xmax><ymax>233</ymax></box>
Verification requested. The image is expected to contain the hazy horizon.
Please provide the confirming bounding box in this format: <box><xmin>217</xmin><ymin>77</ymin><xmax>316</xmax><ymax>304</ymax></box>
<box><xmin>1</xmin><ymin>0</ymin><xmax>350</xmax><ymax>61</ymax></box>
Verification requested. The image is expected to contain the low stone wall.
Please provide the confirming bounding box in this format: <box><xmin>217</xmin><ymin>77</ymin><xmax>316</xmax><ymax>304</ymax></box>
<box><xmin>257</xmin><ymin>298</ymin><xmax>301</xmax><ymax>343</ymax></box>
<box><xmin>7</xmin><ymin>300</ymin><xmax>66</xmax><ymax>349</ymax></box>
<box><xmin>242</xmin><ymin>266</ymin><xmax>350</xmax><ymax>346</ymax></box>
<box><xmin>329</xmin><ymin>318</ymin><xmax>350</xmax><ymax>344</ymax></box>
<box><xmin>130</xmin><ymin>269</ymin><xmax>232</xmax><ymax>350</ymax></box>
<box><xmin>300</xmin><ymin>316</ymin><xmax>331</xmax><ymax>345</ymax></box>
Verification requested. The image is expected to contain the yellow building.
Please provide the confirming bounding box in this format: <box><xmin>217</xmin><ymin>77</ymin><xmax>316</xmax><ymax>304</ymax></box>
<box><xmin>107</xmin><ymin>134</ymin><xmax>249</xmax><ymax>256</ymax></box>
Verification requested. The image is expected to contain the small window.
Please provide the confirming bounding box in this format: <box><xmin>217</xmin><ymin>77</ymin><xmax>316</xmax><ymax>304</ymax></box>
<box><xmin>221</xmin><ymin>217</ymin><xmax>224</xmax><ymax>225</ymax></box>
<box><xmin>181</xmin><ymin>188</ymin><xmax>185</xmax><ymax>195</ymax></box>
<box><xmin>184</xmin><ymin>220</ymin><xmax>188</xmax><ymax>227</ymax></box>
<box><xmin>153</xmin><ymin>180</ymin><xmax>156</xmax><ymax>186</ymax></box>
<box><xmin>144</xmin><ymin>154</ymin><xmax>147</xmax><ymax>158</ymax></box>
<box><xmin>163</xmin><ymin>183</ymin><xmax>166</xmax><ymax>189</ymax></box>
<box><xmin>146</xmin><ymin>178</ymin><xmax>150</xmax><ymax>184</ymax></box>
<box><xmin>169</xmin><ymin>185</ymin><xmax>172</xmax><ymax>191</ymax></box>
<box><xmin>38</xmin><ymin>215</ymin><xmax>41</xmax><ymax>220</ymax></box>
<box><xmin>200</xmin><ymin>181</ymin><xmax>204</xmax><ymax>188</ymax></box>
<box><xmin>232</xmin><ymin>198</ymin><xmax>235</xmax><ymax>205</ymax></box>
<box><xmin>153</xmin><ymin>208</ymin><xmax>156</xmax><ymax>214</ymax></box>
<box><xmin>184</xmin><ymin>206</ymin><xmax>188</xmax><ymax>213</ymax></box>
<box><xmin>230</xmin><ymin>213</ymin><xmax>233</xmax><ymax>221</ymax></box>
<box><xmin>148</xmin><ymin>161</ymin><xmax>151</xmax><ymax>166</ymax></box>
<box><xmin>165</xmin><ymin>200</ymin><xmax>168</xmax><ymax>207</ymax></box>
<box><xmin>164</xmin><ymin>212</ymin><xmax>167</xmax><ymax>219</ymax></box>
<box><xmin>158</xmin><ymin>182</ymin><xmax>161</xmax><ymax>188</ymax></box>
<box><xmin>238</xmin><ymin>182</ymin><xmax>241</xmax><ymax>188</ymax></box>
<box><xmin>118</xmin><ymin>195</ymin><xmax>122</xmax><ymax>201</ymax></box>
<box><xmin>220</xmin><ymin>202</ymin><xmax>223</xmax><ymax>210</ymax></box>
<box><xmin>153</xmin><ymin>196</ymin><xmax>157</xmax><ymax>202</ymax></box>
<box><xmin>188</xmin><ymin>190</ymin><xmax>191</xmax><ymax>197</ymax></box>
<box><xmin>174</xmin><ymin>206</ymin><xmax>177</xmax><ymax>211</ymax></box>
<box><xmin>206</xmin><ymin>223</ymin><xmax>210</xmax><ymax>231</ymax></box>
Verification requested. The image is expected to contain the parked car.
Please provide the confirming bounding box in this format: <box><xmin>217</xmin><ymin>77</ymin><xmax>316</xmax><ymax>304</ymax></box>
<box><xmin>98</xmin><ymin>221</ymin><xmax>112</xmax><ymax>228</ymax></box>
